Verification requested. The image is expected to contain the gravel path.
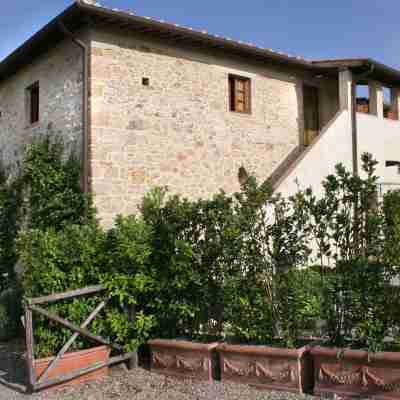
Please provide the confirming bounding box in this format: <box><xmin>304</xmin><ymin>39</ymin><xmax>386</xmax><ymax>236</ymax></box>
<box><xmin>32</xmin><ymin>369</ymin><xmax>316</xmax><ymax>400</ymax></box>
<box><xmin>0</xmin><ymin>340</ymin><xmax>316</xmax><ymax>400</ymax></box>
<box><xmin>0</xmin><ymin>363</ymin><xmax>317</xmax><ymax>400</ymax></box>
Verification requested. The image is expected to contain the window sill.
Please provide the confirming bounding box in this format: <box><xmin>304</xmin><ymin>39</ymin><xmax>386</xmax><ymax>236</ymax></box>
<box><xmin>25</xmin><ymin>122</ymin><xmax>40</xmax><ymax>129</ymax></box>
<box><xmin>229</xmin><ymin>111</ymin><xmax>252</xmax><ymax>117</ymax></box>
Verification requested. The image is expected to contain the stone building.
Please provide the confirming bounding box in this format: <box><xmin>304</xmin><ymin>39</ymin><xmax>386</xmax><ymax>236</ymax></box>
<box><xmin>1</xmin><ymin>0</ymin><xmax>400</xmax><ymax>226</ymax></box>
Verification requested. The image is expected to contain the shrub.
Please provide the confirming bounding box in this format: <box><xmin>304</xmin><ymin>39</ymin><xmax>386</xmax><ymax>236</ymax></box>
<box><xmin>2</xmin><ymin>135</ymin><xmax>100</xmax><ymax>353</ymax></box>
<box><xmin>223</xmin><ymin>273</ymin><xmax>274</xmax><ymax>343</ymax></box>
<box><xmin>141</xmin><ymin>188</ymin><xmax>215</xmax><ymax>339</ymax></box>
<box><xmin>223</xmin><ymin>177</ymin><xmax>312</xmax><ymax>347</ymax></box>
<box><xmin>101</xmin><ymin>215</ymin><xmax>156</xmax><ymax>351</ymax></box>
<box><xmin>275</xmin><ymin>268</ymin><xmax>322</xmax><ymax>343</ymax></box>
<box><xmin>18</xmin><ymin>224</ymin><xmax>110</xmax><ymax>357</ymax></box>
<box><xmin>302</xmin><ymin>153</ymin><xmax>400</xmax><ymax>351</ymax></box>
<box><xmin>383</xmin><ymin>190</ymin><xmax>400</xmax><ymax>267</ymax></box>
<box><xmin>19</xmin><ymin>217</ymin><xmax>157</xmax><ymax>356</ymax></box>
<box><xmin>19</xmin><ymin>224</ymin><xmax>107</xmax><ymax>297</ymax></box>
<box><xmin>0</xmin><ymin>135</ymin><xmax>93</xmax><ymax>293</ymax></box>
<box><xmin>141</xmin><ymin>177</ymin><xmax>316</xmax><ymax>347</ymax></box>
<box><xmin>10</xmin><ymin>138</ymin><xmax>400</xmax><ymax>356</ymax></box>
<box><xmin>21</xmin><ymin>136</ymin><xmax>95</xmax><ymax>231</ymax></box>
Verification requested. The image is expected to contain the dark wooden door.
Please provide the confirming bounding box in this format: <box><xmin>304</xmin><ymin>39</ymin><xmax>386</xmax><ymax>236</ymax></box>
<box><xmin>303</xmin><ymin>85</ymin><xmax>320</xmax><ymax>146</ymax></box>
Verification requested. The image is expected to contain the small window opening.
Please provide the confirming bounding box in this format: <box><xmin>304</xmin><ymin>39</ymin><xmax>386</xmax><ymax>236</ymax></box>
<box><xmin>229</xmin><ymin>75</ymin><xmax>251</xmax><ymax>114</ymax></box>
<box><xmin>27</xmin><ymin>81</ymin><xmax>39</xmax><ymax>124</ymax></box>
<box><xmin>142</xmin><ymin>77</ymin><xmax>150</xmax><ymax>86</ymax></box>
<box><xmin>383</xmin><ymin>86</ymin><xmax>397</xmax><ymax>120</ymax></box>
<box><xmin>356</xmin><ymin>84</ymin><xmax>370</xmax><ymax>114</ymax></box>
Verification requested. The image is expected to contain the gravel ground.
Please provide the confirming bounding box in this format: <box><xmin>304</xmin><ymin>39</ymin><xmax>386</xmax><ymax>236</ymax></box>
<box><xmin>32</xmin><ymin>369</ymin><xmax>316</xmax><ymax>400</ymax></box>
<box><xmin>0</xmin><ymin>340</ymin><xmax>317</xmax><ymax>400</ymax></box>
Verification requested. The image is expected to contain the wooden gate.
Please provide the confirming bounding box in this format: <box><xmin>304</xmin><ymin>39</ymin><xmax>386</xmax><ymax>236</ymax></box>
<box><xmin>24</xmin><ymin>285</ymin><xmax>137</xmax><ymax>392</ymax></box>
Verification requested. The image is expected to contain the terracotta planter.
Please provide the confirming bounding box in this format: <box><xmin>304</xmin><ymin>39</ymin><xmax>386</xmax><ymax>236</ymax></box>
<box><xmin>311</xmin><ymin>346</ymin><xmax>400</xmax><ymax>399</ymax></box>
<box><xmin>34</xmin><ymin>346</ymin><xmax>110</xmax><ymax>390</ymax></box>
<box><xmin>217</xmin><ymin>343</ymin><xmax>313</xmax><ymax>393</ymax></box>
<box><xmin>148</xmin><ymin>339</ymin><xmax>219</xmax><ymax>381</ymax></box>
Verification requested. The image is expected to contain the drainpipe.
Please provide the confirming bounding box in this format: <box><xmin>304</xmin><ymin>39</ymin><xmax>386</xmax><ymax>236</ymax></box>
<box><xmin>350</xmin><ymin>63</ymin><xmax>375</xmax><ymax>176</ymax></box>
<box><xmin>57</xmin><ymin>20</ymin><xmax>90</xmax><ymax>194</ymax></box>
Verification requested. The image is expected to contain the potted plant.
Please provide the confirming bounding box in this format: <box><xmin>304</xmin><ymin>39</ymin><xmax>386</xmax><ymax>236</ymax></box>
<box><xmin>216</xmin><ymin>177</ymin><xmax>317</xmax><ymax>394</ymax></box>
<box><xmin>14</xmin><ymin>138</ymin><xmax>120</xmax><ymax>390</ymax></box>
<box><xmin>303</xmin><ymin>155</ymin><xmax>400</xmax><ymax>399</ymax></box>
<box><xmin>19</xmin><ymin>218</ymin><xmax>158</xmax><ymax>391</ymax></box>
<box><xmin>217</xmin><ymin>268</ymin><xmax>318</xmax><ymax>393</ymax></box>
<box><xmin>310</xmin><ymin>260</ymin><xmax>400</xmax><ymax>399</ymax></box>
<box><xmin>142</xmin><ymin>188</ymin><xmax>235</xmax><ymax>381</ymax></box>
<box><xmin>16</xmin><ymin>140</ymin><xmax>156</xmax><ymax>390</ymax></box>
<box><xmin>19</xmin><ymin>224</ymin><xmax>114</xmax><ymax>390</ymax></box>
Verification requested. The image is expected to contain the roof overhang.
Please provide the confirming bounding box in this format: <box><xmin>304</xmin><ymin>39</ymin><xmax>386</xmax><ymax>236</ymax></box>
<box><xmin>312</xmin><ymin>59</ymin><xmax>400</xmax><ymax>87</ymax></box>
<box><xmin>1</xmin><ymin>0</ymin><xmax>400</xmax><ymax>87</ymax></box>
<box><xmin>0</xmin><ymin>4</ymin><xmax>84</xmax><ymax>83</ymax></box>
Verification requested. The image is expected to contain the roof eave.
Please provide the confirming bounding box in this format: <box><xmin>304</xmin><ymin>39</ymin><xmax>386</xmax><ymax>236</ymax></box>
<box><xmin>312</xmin><ymin>59</ymin><xmax>400</xmax><ymax>86</ymax></box>
<box><xmin>0</xmin><ymin>3</ymin><xmax>84</xmax><ymax>83</ymax></box>
<box><xmin>75</xmin><ymin>0</ymin><xmax>314</xmax><ymax>70</ymax></box>
<box><xmin>1</xmin><ymin>1</ymin><xmax>400</xmax><ymax>87</ymax></box>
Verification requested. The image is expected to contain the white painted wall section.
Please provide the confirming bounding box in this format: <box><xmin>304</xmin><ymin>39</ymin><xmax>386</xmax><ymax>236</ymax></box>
<box><xmin>276</xmin><ymin>111</ymin><xmax>400</xmax><ymax>198</ymax></box>
<box><xmin>357</xmin><ymin>113</ymin><xmax>400</xmax><ymax>184</ymax></box>
<box><xmin>277</xmin><ymin>111</ymin><xmax>352</xmax><ymax>197</ymax></box>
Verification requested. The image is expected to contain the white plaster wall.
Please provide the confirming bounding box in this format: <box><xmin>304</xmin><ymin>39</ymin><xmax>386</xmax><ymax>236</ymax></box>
<box><xmin>277</xmin><ymin>111</ymin><xmax>400</xmax><ymax>198</ymax></box>
<box><xmin>277</xmin><ymin>111</ymin><xmax>352</xmax><ymax>197</ymax></box>
<box><xmin>357</xmin><ymin>113</ymin><xmax>400</xmax><ymax>186</ymax></box>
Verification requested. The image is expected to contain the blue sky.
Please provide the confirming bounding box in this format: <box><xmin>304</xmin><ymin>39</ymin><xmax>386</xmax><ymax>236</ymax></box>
<box><xmin>1</xmin><ymin>0</ymin><xmax>399</xmax><ymax>70</ymax></box>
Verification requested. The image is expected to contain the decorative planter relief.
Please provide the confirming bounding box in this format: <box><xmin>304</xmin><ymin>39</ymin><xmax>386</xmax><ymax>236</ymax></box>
<box><xmin>148</xmin><ymin>339</ymin><xmax>219</xmax><ymax>381</ymax></box>
<box><xmin>311</xmin><ymin>346</ymin><xmax>400</xmax><ymax>400</ymax></box>
<box><xmin>217</xmin><ymin>343</ymin><xmax>313</xmax><ymax>394</ymax></box>
<box><xmin>34</xmin><ymin>346</ymin><xmax>110</xmax><ymax>390</ymax></box>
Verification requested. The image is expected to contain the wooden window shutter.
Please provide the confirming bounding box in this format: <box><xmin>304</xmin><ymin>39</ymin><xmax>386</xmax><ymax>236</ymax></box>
<box><xmin>229</xmin><ymin>76</ymin><xmax>236</xmax><ymax>111</ymax></box>
<box><xmin>235</xmin><ymin>78</ymin><xmax>245</xmax><ymax>112</ymax></box>
<box><xmin>229</xmin><ymin>75</ymin><xmax>251</xmax><ymax>113</ymax></box>
<box><xmin>244</xmin><ymin>79</ymin><xmax>251</xmax><ymax>113</ymax></box>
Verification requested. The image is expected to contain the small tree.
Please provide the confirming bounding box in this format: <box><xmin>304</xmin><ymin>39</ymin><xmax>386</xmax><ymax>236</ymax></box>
<box><xmin>21</xmin><ymin>136</ymin><xmax>94</xmax><ymax>231</ymax></box>
<box><xmin>224</xmin><ymin>174</ymin><xmax>314</xmax><ymax>346</ymax></box>
<box><xmin>302</xmin><ymin>153</ymin><xmax>398</xmax><ymax>351</ymax></box>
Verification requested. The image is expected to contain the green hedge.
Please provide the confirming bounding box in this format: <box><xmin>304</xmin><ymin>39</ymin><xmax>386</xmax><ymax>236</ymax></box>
<box><xmin>4</xmin><ymin>135</ymin><xmax>400</xmax><ymax>354</ymax></box>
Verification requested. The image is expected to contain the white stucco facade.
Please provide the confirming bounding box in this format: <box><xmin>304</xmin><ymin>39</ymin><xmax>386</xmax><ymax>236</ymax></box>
<box><xmin>276</xmin><ymin>110</ymin><xmax>400</xmax><ymax>197</ymax></box>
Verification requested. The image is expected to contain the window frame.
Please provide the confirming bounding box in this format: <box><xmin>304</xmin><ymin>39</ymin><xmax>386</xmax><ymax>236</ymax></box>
<box><xmin>26</xmin><ymin>81</ymin><xmax>40</xmax><ymax>125</ymax></box>
<box><xmin>229</xmin><ymin>74</ymin><xmax>252</xmax><ymax>114</ymax></box>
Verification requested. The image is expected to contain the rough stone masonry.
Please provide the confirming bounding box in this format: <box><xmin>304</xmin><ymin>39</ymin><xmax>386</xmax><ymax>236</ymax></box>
<box><xmin>0</xmin><ymin>40</ymin><xmax>83</xmax><ymax>169</ymax></box>
<box><xmin>89</xmin><ymin>28</ymin><xmax>331</xmax><ymax>227</ymax></box>
<box><xmin>0</xmin><ymin>26</ymin><xmax>338</xmax><ymax>228</ymax></box>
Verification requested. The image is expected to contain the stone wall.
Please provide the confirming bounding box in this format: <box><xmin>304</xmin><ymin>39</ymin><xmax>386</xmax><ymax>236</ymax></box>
<box><xmin>0</xmin><ymin>39</ymin><xmax>84</xmax><ymax>170</ymax></box>
<box><xmin>90</xmin><ymin>29</ymin><xmax>339</xmax><ymax>226</ymax></box>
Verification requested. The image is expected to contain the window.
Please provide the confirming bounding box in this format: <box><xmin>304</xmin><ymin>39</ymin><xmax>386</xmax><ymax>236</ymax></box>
<box><xmin>229</xmin><ymin>75</ymin><xmax>251</xmax><ymax>113</ymax></box>
<box><xmin>27</xmin><ymin>81</ymin><xmax>39</xmax><ymax>124</ymax></box>
<box><xmin>142</xmin><ymin>77</ymin><xmax>150</xmax><ymax>86</ymax></box>
<box><xmin>383</xmin><ymin>86</ymin><xmax>398</xmax><ymax>120</ymax></box>
<box><xmin>356</xmin><ymin>84</ymin><xmax>370</xmax><ymax>114</ymax></box>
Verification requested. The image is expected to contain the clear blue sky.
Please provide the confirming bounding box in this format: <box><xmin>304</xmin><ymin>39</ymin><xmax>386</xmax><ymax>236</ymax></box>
<box><xmin>1</xmin><ymin>0</ymin><xmax>399</xmax><ymax>70</ymax></box>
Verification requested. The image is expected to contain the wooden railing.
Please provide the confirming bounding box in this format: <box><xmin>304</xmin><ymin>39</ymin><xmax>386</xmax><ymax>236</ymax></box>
<box><xmin>24</xmin><ymin>285</ymin><xmax>137</xmax><ymax>392</ymax></box>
